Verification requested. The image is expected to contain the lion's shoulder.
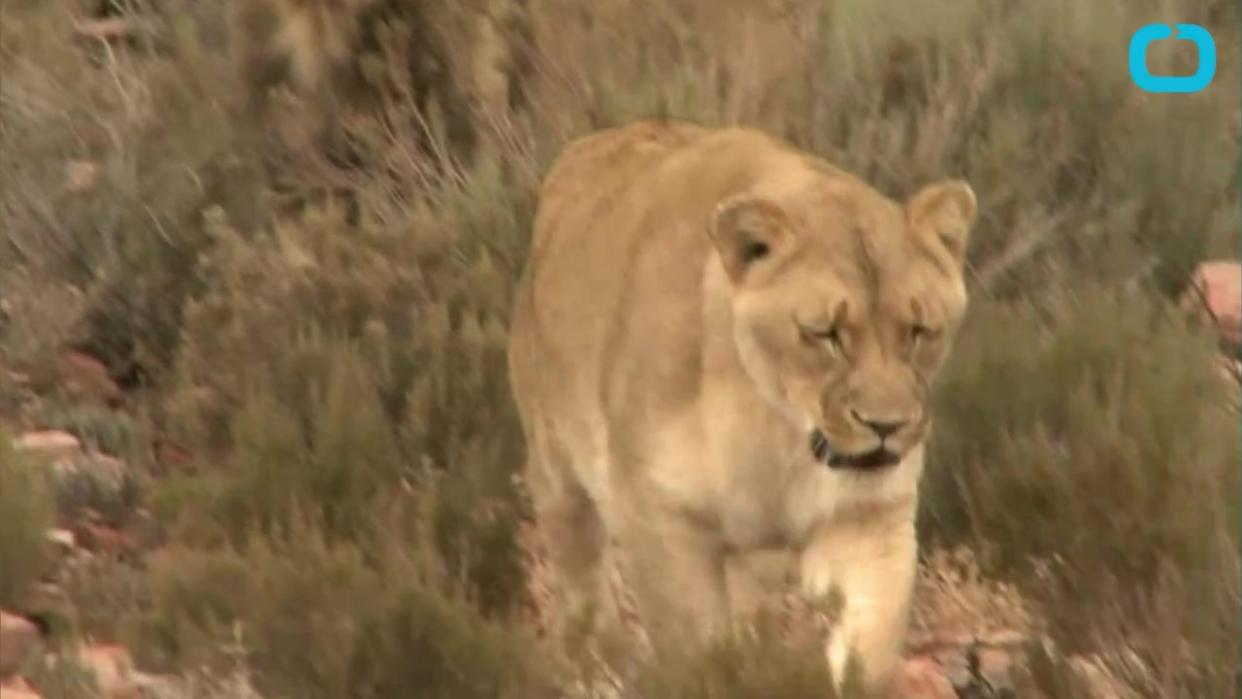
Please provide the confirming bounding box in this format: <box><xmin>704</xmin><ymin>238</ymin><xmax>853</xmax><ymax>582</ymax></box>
<box><xmin>537</xmin><ymin>119</ymin><xmax>709</xmax><ymax>201</ymax></box>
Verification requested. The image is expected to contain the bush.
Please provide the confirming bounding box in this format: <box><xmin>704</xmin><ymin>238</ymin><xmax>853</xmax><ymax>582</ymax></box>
<box><xmin>0</xmin><ymin>430</ymin><xmax>55</xmax><ymax>608</ymax></box>
<box><xmin>631</xmin><ymin>615</ymin><xmax>846</xmax><ymax>699</ymax></box>
<box><xmin>209</xmin><ymin>346</ymin><xmax>406</xmax><ymax>543</ymax></box>
<box><xmin>160</xmin><ymin>152</ymin><xmax>531</xmax><ymax>605</ymax></box>
<box><xmin>0</xmin><ymin>0</ymin><xmax>266</xmax><ymax>381</ymax></box>
<box><xmin>24</xmin><ymin>653</ymin><xmax>101</xmax><ymax>699</ymax></box>
<box><xmin>29</xmin><ymin>402</ymin><xmax>149</xmax><ymax>463</ymax></box>
<box><xmin>143</xmin><ymin>667</ymin><xmax>268</xmax><ymax>699</ymax></box>
<box><xmin>130</xmin><ymin>517</ymin><xmax>556</xmax><ymax>699</ymax></box>
<box><xmin>922</xmin><ymin>288</ymin><xmax>1240</xmax><ymax>693</ymax></box>
<box><xmin>229</xmin><ymin>0</ymin><xmax>533</xmax><ymax>164</ymax></box>
<box><xmin>50</xmin><ymin>453</ymin><xmax>142</xmax><ymax>527</ymax></box>
<box><xmin>157</xmin><ymin>333</ymin><xmax>527</xmax><ymax>612</ymax></box>
<box><xmin>60</xmin><ymin>554</ymin><xmax>147</xmax><ymax>645</ymax></box>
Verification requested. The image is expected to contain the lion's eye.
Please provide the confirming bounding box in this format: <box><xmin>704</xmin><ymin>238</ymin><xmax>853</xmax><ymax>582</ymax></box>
<box><xmin>799</xmin><ymin>324</ymin><xmax>843</xmax><ymax>349</ymax></box>
<box><xmin>910</xmin><ymin>324</ymin><xmax>939</xmax><ymax>343</ymax></box>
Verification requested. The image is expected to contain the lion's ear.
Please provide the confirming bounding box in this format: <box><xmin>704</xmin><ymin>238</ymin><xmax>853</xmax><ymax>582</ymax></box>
<box><xmin>709</xmin><ymin>195</ymin><xmax>792</xmax><ymax>284</ymax></box>
<box><xmin>906</xmin><ymin>180</ymin><xmax>977</xmax><ymax>268</ymax></box>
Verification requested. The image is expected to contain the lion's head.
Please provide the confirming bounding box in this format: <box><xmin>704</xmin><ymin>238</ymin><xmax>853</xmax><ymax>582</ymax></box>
<box><xmin>709</xmin><ymin>168</ymin><xmax>976</xmax><ymax>471</ymax></box>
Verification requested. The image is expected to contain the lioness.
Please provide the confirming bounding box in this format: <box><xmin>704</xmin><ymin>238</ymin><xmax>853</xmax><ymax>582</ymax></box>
<box><xmin>508</xmin><ymin>120</ymin><xmax>976</xmax><ymax>695</ymax></box>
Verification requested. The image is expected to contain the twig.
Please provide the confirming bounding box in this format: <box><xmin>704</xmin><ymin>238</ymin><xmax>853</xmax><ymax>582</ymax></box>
<box><xmin>971</xmin><ymin>211</ymin><xmax>1066</xmax><ymax>297</ymax></box>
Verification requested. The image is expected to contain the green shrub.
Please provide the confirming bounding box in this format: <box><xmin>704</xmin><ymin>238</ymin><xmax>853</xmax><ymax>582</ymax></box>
<box><xmin>163</xmin><ymin>153</ymin><xmax>532</xmax><ymax>610</ymax></box>
<box><xmin>162</xmin><ymin>331</ymin><xmax>527</xmax><ymax>608</ymax></box>
<box><xmin>217</xmin><ymin>347</ymin><xmax>404</xmax><ymax>542</ymax></box>
<box><xmin>147</xmin><ymin>472</ymin><xmax>229</xmax><ymax>543</ymax></box>
<box><xmin>142</xmin><ymin>666</ymin><xmax>268</xmax><ymax>699</ymax></box>
<box><xmin>229</xmin><ymin>0</ymin><xmax>533</xmax><ymax>165</ymax></box>
<box><xmin>24</xmin><ymin>653</ymin><xmax>101</xmax><ymax>699</ymax></box>
<box><xmin>0</xmin><ymin>430</ymin><xmax>55</xmax><ymax>607</ymax></box>
<box><xmin>806</xmin><ymin>0</ymin><xmax>1238</xmax><ymax>295</ymax></box>
<box><xmin>923</xmin><ymin>288</ymin><xmax>1240</xmax><ymax>692</ymax></box>
<box><xmin>50</xmin><ymin>454</ymin><xmax>142</xmax><ymax>527</ymax></box>
<box><xmin>0</xmin><ymin>0</ymin><xmax>266</xmax><ymax>380</ymax></box>
<box><xmin>60</xmin><ymin>553</ymin><xmax>147</xmax><ymax>644</ymax></box>
<box><xmin>31</xmin><ymin>402</ymin><xmax>149</xmax><ymax>462</ymax></box>
<box><xmin>131</xmin><ymin>518</ymin><xmax>556</xmax><ymax>699</ymax></box>
<box><xmin>631</xmin><ymin>614</ymin><xmax>847</xmax><ymax>699</ymax></box>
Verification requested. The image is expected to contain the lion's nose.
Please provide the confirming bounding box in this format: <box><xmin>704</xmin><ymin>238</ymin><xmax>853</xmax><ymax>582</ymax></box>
<box><xmin>850</xmin><ymin>409</ymin><xmax>907</xmax><ymax>439</ymax></box>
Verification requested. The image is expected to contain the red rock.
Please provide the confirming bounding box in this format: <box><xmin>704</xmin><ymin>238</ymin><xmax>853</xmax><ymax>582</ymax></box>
<box><xmin>0</xmin><ymin>612</ymin><xmax>41</xmax><ymax>679</ymax></box>
<box><xmin>155</xmin><ymin>440</ymin><xmax>191</xmax><ymax>469</ymax></box>
<box><xmin>72</xmin><ymin>524</ymin><xmax>134</xmax><ymax>555</ymax></box>
<box><xmin>83</xmin><ymin>453</ymin><xmax>128</xmax><ymax>483</ymax></box>
<box><xmin>0</xmin><ymin>681</ymin><xmax>42</xmax><ymax>699</ymax></box>
<box><xmin>897</xmin><ymin>656</ymin><xmax>956</xmax><ymax>699</ymax></box>
<box><xmin>976</xmin><ymin>646</ymin><xmax>1013</xmax><ymax>682</ymax></box>
<box><xmin>44</xmin><ymin>529</ymin><xmax>77</xmax><ymax>557</ymax></box>
<box><xmin>13</xmin><ymin>431</ymin><xmax>82</xmax><ymax>463</ymax></box>
<box><xmin>72</xmin><ymin>18</ymin><xmax>152</xmax><ymax>43</ymax></box>
<box><xmin>64</xmin><ymin>160</ymin><xmax>98</xmax><ymax>194</ymax></box>
<box><xmin>2</xmin><ymin>675</ymin><xmax>38</xmax><ymax>694</ymax></box>
<box><xmin>45</xmin><ymin>528</ymin><xmax>75</xmax><ymax>547</ymax></box>
<box><xmin>76</xmin><ymin>644</ymin><xmax>135</xmax><ymax>699</ymax></box>
<box><xmin>1183</xmin><ymin>261</ymin><xmax>1242</xmax><ymax>349</ymax></box>
<box><xmin>60</xmin><ymin>351</ymin><xmax>120</xmax><ymax>404</ymax></box>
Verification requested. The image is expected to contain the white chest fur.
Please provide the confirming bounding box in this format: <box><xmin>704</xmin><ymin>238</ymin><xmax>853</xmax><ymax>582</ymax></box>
<box><xmin>641</xmin><ymin>402</ymin><xmax>924</xmax><ymax>553</ymax></box>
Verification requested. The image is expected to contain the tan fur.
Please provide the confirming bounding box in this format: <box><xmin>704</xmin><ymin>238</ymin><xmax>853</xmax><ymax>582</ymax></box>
<box><xmin>508</xmin><ymin>120</ymin><xmax>976</xmax><ymax>696</ymax></box>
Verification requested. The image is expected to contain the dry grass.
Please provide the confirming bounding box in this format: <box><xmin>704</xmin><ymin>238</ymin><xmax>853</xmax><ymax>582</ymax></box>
<box><xmin>0</xmin><ymin>429</ymin><xmax>55</xmax><ymax>608</ymax></box>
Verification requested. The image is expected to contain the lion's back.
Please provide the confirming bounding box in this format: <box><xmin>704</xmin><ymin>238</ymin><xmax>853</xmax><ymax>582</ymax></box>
<box><xmin>508</xmin><ymin>121</ymin><xmax>720</xmax><ymax>465</ymax></box>
<box><xmin>508</xmin><ymin>120</ymin><xmax>803</xmax><ymax>481</ymax></box>
<box><xmin>514</xmin><ymin>122</ymin><xmax>708</xmax><ymax>365</ymax></box>
<box><xmin>529</xmin><ymin>120</ymin><xmax>708</xmax><ymax>251</ymax></box>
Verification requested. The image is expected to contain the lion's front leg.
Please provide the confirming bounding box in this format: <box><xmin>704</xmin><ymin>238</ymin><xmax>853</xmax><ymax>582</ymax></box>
<box><xmin>613</xmin><ymin>504</ymin><xmax>730</xmax><ymax>655</ymax></box>
<box><xmin>800</xmin><ymin>508</ymin><xmax>918</xmax><ymax>698</ymax></box>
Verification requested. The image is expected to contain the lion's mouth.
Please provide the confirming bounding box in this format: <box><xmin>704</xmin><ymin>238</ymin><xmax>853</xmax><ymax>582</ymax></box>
<box><xmin>809</xmin><ymin>428</ymin><xmax>901</xmax><ymax>471</ymax></box>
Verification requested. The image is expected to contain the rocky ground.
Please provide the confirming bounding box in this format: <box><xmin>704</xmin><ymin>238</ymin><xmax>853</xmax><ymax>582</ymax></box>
<box><xmin>2</xmin><ymin>261</ymin><xmax>1239</xmax><ymax>698</ymax></box>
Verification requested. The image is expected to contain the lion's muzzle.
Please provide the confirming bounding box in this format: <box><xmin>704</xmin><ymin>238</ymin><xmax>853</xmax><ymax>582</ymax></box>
<box><xmin>809</xmin><ymin>427</ymin><xmax>902</xmax><ymax>471</ymax></box>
